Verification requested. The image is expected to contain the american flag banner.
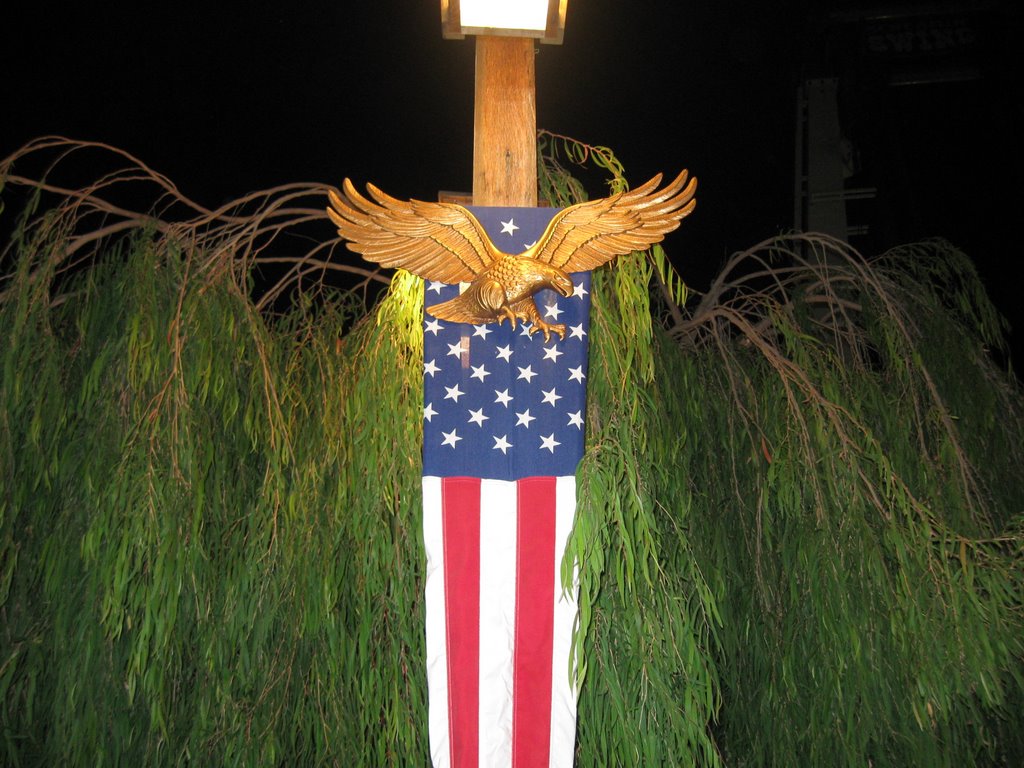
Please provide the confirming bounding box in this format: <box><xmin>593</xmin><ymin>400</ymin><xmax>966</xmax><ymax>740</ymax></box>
<box><xmin>421</xmin><ymin>206</ymin><xmax>589</xmax><ymax>768</ymax></box>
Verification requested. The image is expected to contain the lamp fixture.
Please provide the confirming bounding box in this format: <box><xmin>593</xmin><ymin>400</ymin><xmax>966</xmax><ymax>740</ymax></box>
<box><xmin>441</xmin><ymin>0</ymin><xmax>567</xmax><ymax>44</ymax></box>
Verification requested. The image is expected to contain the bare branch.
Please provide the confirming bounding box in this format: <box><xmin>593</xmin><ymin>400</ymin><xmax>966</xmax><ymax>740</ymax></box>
<box><xmin>1</xmin><ymin>137</ymin><xmax>382</xmax><ymax>309</ymax></box>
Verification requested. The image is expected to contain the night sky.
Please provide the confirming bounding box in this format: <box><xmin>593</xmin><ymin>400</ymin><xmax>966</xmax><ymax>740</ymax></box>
<box><xmin>2</xmin><ymin>1</ymin><xmax>1021</xmax><ymax>358</ymax></box>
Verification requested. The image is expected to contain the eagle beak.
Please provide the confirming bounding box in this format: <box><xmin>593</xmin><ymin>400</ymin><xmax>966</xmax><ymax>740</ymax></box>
<box><xmin>555</xmin><ymin>275</ymin><xmax>574</xmax><ymax>297</ymax></box>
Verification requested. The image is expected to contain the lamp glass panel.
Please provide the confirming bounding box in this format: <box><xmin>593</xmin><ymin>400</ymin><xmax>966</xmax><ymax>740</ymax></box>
<box><xmin>460</xmin><ymin>0</ymin><xmax>550</xmax><ymax>31</ymax></box>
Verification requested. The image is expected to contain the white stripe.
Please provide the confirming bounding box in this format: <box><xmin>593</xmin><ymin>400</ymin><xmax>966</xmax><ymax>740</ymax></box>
<box><xmin>477</xmin><ymin>479</ymin><xmax>518</xmax><ymax>767</ymax></box>
<box><xmin>549</xmin><ymin>476</ymin><xmax>580</xmax><ymax>767</ymax></box>
<box><xmin>422</xmin><ymin>477</ymin><xmax>451</xmax><ymax>768</ymax></box>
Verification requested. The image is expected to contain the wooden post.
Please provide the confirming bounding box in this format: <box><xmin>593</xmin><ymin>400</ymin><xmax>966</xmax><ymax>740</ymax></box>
<box><xmin>473</xmin><ymin>36</ymin><xmax>537</xmax><ymax>207</ymax></box>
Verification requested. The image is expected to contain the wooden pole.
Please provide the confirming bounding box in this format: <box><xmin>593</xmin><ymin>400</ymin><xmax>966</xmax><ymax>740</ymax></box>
<box><xmin>473</xmin><ymin>36</ymin><xmax>537</xmax><ymax>207</ymax></box>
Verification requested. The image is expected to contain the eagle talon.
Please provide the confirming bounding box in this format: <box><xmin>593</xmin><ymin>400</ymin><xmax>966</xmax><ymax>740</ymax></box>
<box><xmin>529</xmin><ymin>320</ymin><xmax>566</xmax><ymax>343</ymax></box>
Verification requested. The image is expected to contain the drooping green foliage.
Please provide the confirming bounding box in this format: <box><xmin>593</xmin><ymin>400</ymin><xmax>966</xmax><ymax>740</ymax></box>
<box><xmin>539</xmin><ymin>132</ymin><xmax>721</xmax><ymax>765</ymax></box>
<box><xmin>2</xmin><ymin>137</ymin><xmax>1023</xmax><ymax>766</ymax></box>
<box><xmin>664</xmin><ymin>234</ymin><xmax>1024</xmax><ymax>766</ymax></box>
<box><xmin>1</xmin><ymin>224</ymin><xmax>429</xmax><ymax>763</ymax></box>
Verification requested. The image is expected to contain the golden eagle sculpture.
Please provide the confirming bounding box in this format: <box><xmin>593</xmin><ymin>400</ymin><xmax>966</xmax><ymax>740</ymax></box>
<box><xmin>326</xmin><ymin>171</ymin><xmax>697</xmax><ymax>341</ymax></box>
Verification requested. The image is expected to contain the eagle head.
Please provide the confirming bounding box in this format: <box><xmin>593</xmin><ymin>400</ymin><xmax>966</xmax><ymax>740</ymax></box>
<box><xmin>529</xmin><ymin>262</ymin><xmax>574</xmax><ymax>298</ymax></box>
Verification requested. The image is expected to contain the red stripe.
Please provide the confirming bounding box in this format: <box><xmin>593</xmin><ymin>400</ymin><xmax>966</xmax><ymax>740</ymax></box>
<box><xmin>442</xmin><ymin>477</ymin><xmax>481</xmax><ymax>767</ymax></box>
<box><xmin>512</xmin><ymin>477</ymin><xmax>557</xmax><ymax>767</ymax></box>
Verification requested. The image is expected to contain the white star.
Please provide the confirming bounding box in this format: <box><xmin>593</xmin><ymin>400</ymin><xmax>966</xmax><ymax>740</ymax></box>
<box><xmin>517</xmin><ymin>365</ymin><xmax>537</xmax><ymax>383</ymax></box>
<box><xmin>427</xmin><ymin>281</ymin><xmax>444</xmax><ymax>294</ymax></box>
<box><xmin>444</xmin><ymin>384</ymin><xmax>464</xmax><ymax>402</ymax></box>
<box><xmin>568</xmin><ymin>365</ymin><xmax>586</xmax><ymax>383</ymax></box>
<box><xmin>572</xmin><ymin>282</ymin><xmax>589</xmax><ymax>299</ymax></box>
<box><xmin>541</xmin><ymin>387</ymin><xmax>562</xmax><ymax>406</ymax></box>
<box><xmin>540</xmin><ymin>433</ymin><xmax>561</xmax><ymax>453</ymax></box>
<box><xmin>424</xmin><ymin>359</ymin><xmax>440</xmax><ymax>377</ymax></box>
<box><xmin>473</xmin><ymin>324</ymin><xmax>492</xmax><ymax>339</ymax></box>
<box><xmin>516</xmin><ymin>409</ymin><xmax>536</xmax><ymax>428</ymax></box>
<box><xmin>471</xmin><ymin>364</ymin><xmax>490</xmax><ymax>382</ymax></box>
<box><xmin>567</xmin><ymin>411</ymin><xmax>584</xmax><ymax>429</ymax></box>
<box><xmin>424</xmin><ymin>317</ymin><xmax>443</xmax><ymax>335</ymax></box>
<box><xmin>424</xmin><ymin>402</ymin><xmax>438</xmax><ymax>422</ymax></box>
<box><xmin>493</xmin><ymin>435</ymin><xmax>512</xmax><ymax>454</ymax></box>
<box><xmin>442</xmin><ymin>429</ymin><xmax>461</xmax><ymax>448</ymax></box>
<box><xmin>447</xmin><ymin>341</ymin><xmax>465</xmax><ymax>358</ymax></box>
<box><xmin>468</xmin><ymin>407</ymin><xmax>489</xmax><ymax>426</ymax></box>
<box><xmin>500</xmin><ymin>218</ymin><xmax>519</xmax><ymax>235</ymax></box>
<box><xmin>495</xmin><ymin>389</ymin><xmax>513</xmax><ymax>407</ymax></box>
<box><xmin>519</xmin><ymin>324</ymin><xmax>534</xmax><ymax>338</ymax></box>
<box><xmin>569</xmin><ymin>323</ymin><xmax>587</xmax><ymax>340</ymax></box>
<box><xmin>524</xmin><ymin>240</ymin><xmax>538</xmax><ymax>248</ymax></box>
<box><xmin>542</xmin><ymin>345</ymin><xmax>563</xmax><ymax>362</ymax></box>
<box><xmin>544</xmin><ymin>303</ymin><xmax>563</xmax><ymax>320</ymax></box>
<box><xmin>495</xmin><ymin>344</ymin><xmax>513</xmax><ymax>362</ymax></box>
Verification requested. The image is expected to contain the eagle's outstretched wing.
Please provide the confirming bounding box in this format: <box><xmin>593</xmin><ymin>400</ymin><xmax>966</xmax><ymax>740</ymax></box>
<box><xmin>326</xmin><ymin>179</ymin><xmax>497</xmax><ymax>284</ymax></box>
<box><xmin>528</xmin><ymin>170</ymin><xmax>697</xmax><ymax>272</ymax></box>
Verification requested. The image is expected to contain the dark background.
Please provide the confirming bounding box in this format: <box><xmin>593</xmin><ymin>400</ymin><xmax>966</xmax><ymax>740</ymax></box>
<box><xmin>2</xmin><ymin>1</ymin><xmax>1021</xmax><ymax>360</ymax></box>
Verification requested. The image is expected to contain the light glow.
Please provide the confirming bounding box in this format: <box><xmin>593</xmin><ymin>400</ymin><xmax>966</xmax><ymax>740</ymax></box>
<box><xmin>459</xmin><ymin>0</ymin><xmax>550</xmax><ymax>32</ymax></box>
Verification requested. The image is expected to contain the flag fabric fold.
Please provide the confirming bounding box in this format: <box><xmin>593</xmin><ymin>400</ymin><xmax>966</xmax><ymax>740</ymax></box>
<box><xmin>421</xmin><ymin>206</ymin><xmax>589</xmax><ymax>768</ymax></box>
